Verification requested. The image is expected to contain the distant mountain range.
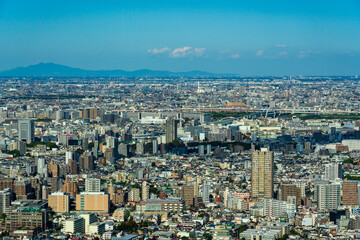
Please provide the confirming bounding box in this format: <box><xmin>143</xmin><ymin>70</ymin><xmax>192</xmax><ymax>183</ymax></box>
<box><xmin>0</xmin><ymin>63</ymin><xmax>214</xmax><ymax>77</ymax></box>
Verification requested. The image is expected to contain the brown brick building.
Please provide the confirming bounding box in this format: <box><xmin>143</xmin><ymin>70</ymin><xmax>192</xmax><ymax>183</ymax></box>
<box><xmin>61</xmin><ymin>178</ymin><xmax>79</xmax><ymax>197</ymax></box>
<box><xmin>280</xmin><ymin>184</ymin><xmax>302</xmax><ymax>206</ymax></box>
<box><xmin>342</xmin><ymin>179</ymin><xmax>358</xmax><ymax>207</ymax></box>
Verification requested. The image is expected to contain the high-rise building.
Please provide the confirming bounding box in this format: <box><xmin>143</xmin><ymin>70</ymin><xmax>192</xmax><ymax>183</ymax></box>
<box><xmin>82</xmin><ymin>137</ymin><xmax>89</xmax><ymax>151</ymax></box>
<box><xmin>325</xmin><ymin>163</ymin><xmax>343</xmax><ymax>180</ymax></box>
<box><xmin>141</xmin><ymin>181</ymin><xmax>149</xmax><ymax>200</ymax></box>
<box><xmin>79</xmin><ymin>213</ymin><xmax>97</xmax><ymax>234</ymax></box>
<box><xmin>42</xmin><ymin>185</ymin><xmax>49</xmax><ymax>200</ymax></box>
<box><xmin>107</xmin><ymin>182</ymin><xmax>118</xmax><ymax>204</ymax></box>
<box><xmin>68</xmin><ymin>159</ymin><xmax>78</xmax><ymax>174</ymax></box>
<box><xmin>13</xmin><ymin>180</ymin><xmax>31</xmax><ymax>200</ymax></box>
<box><xmin>65</xmin><ymin>151</ymin><xmax>75</xmax><ymax>165</ymax></box>
<box><xmin>0</xmin><ymin>178</ymin><xmax>14</xmax><ymax>190</ymax></box>
<box><xmin>223</xmin><ymin>187</ymin><xmax>229</xmax><ymax>208</ymax></box>
<box><xmin>251</xmin><ymin>149</ymin><xmax>274</xmax><ymax>201</ymax></box>
<box><xmin>316</xmin><ymin>183</ymin><xmax>341</xmax><ymax>211</ymax></box>
<box><xmin>80</xmin><ymin>108</ymin><xmax>100</xmax><ymax>120</ymax></box>
<box><xmin>62</xmin><ymin>178</ymin><xmax>79</xmax><ymax>197</ymax></box>
<box><xmin>18</xmin><ymin>119</ymin><xmax>35</xmax><ymax>142</ymax></box>
<box><xmin>80</xmin><ymin>151</ymin><xmax>95</xmax><ymax>170</ymax></box>
<box><xmin>342</xmin><ymin>179</ymin><xmax>358</xmax><ymax>207</ymax></box>
<box><xmin>152</xmin><ymin>139</ymin><xmax>158</xmax><ymax>154</ymax></box>
<box><xmin>63</xmin><ymin>217</ymin><xmax>84</xmax><ymax>234</ymax></box>
<box><xmin>118</xmin><ymin>143</ymin><xmax>129</xmax><ymax>157</ymax></box>
<box><xmin>280</xmin><ymin>184</ymin><xmax>302</xmax><ymax>206</ymax></box>
<box><xmin>51</xmin><ymin>177</ymin><xmax>60</xmax><ymax>192</ymax></box>
<box><xmin>48</xmin><ymin>192</ymin><xmax>70</xmax><ymax>212</ymax></box>
<box><xmin>295</xmin><ymin>182</ymin><xmax>307</xmax><ymax>198</ymax></box>
<box><xmin>129</xmin><ymin>188</ymin><xmax>140</xmax><ymax>202</ymax></box>
<box><xmin>165</xmin><ymin>119</ymin><xmax>177</xmax><ymax>143</ymax></box>
<box><xmin>85</xmin><ymin>178</ymin><xmax>101</xmax><ymax>192</ymax></box>
<box><xmin>202</xmin><ymin>183</ymin><xmax>210</xmax><ymax>203</ymax></box>
<box><xmin>136</xmin><ymin>142</ymin><xmax>145</xmax><ymax>155</ymax></box>
<box><xmin>9</xmin><ymin>141</ymin><xmax>26</xmax><ymax>155</ymax></box>
<box><xmin>49</xmin><ymin>161</ymin><xmax>59</xmax><ymax>177</ymax></box>
<box><xmin>181</xmin><ymin>184</ymin><xmax>195</xmax><ymax>207</ymax></box>
<box><xmin>200</xmin><ymin>114</ymin><xmax>211</xmax><ymax>124</ymax></box>
<box><xmin>0</xmin><ymin>189</ymin><xmax>11</xmax><ymax>214</ymax></box>
<box><xmin>36</xmin><ymin>158</ymin><xmax>47</xmax><ymax>178</ymax></box>
<box><xmin>198</xmin><ymin>145</ymin><xmax>205</xmax><ymax>155</ymax></box>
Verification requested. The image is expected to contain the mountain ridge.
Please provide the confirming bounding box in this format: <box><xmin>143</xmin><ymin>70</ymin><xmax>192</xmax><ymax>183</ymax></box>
<box><xmin>0</xmin><ymin>63</ymin><xmax>214</xmax><ymax>77</ymax></box>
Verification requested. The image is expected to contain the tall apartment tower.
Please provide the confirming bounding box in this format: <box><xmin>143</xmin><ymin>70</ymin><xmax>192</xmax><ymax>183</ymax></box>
<box><xmin>18</xmin><ymin>119</ymin><xmax>35</xmax><ymax>142</ymax></box>
<box><xmin>316</xmin><ymin>183</ymin><xmax>341</xmax><ymax>211</ymax></box>
<box><xmin>202</xmin><ymin>183</ymin><xmax>210</xmax><ymax>203</ymax></box>
<box><xmin>325</xmin><ymin>163</ymin><xmax>343</xmax><ymax>180</ymax></box>
<box><xmin>251</xmin><ymin>149</ymin><xmax>274</xmax><ymax>201</ymax></box>
<box><xmin>165</xmin><ymin>119</ymin><xmax>177</xmax><ymax>143</ymax></box>
<box><xmin>141</xmin><ymin>181</ymin><xmax>149</xmax><ymax>200</ymax></box>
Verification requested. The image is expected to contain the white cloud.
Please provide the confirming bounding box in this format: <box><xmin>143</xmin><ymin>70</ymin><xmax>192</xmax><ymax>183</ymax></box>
<box><xmin>339</xmin><ymin>50</ymin><xmax>355</xmax><ymax>56</ymax></box>
<box><xmin>147</xmin><ymin>46</ymin><xmax>206</xmax><ymax>58</ymax></box>
<box><xmin>170</xmin><ymin>47</ymin><xmax>193</xmax><ymax>58</ymax></box>
<box><xmin>298</xmin><ymin>50</ymin><xmax>320</xmax><ymax>58</ymax></box>
<box><xmin>193</xmin><ymin>48</ymin><xmax>206</xmax><ymax>57</ymax></box>
<box><xmin>147</xmin><ymin>47</ymin><xmax>171</xmax><ymax>55</ymax></box>
<box><xmin>170</xmin><ymin>47</ymin><xmax>206</xmax><ymax>58</ymax></box>
<box><xmin>230</xmin><ymin>53</ymin><xmax>241</xmax><ymax>59</ymax></box>
<box><xmin>276</xmin><ymin>44</ymin><xmax>287</xmax><ymax>48</ymax></box>
<box><xmin>278</xmin><ymin>51</ymin><xmax>288</xmax><ymax>56</ymax></box>
<box><xmin>219</xmin><ymin>49</ymin><xmax>231</xmax><ymax>54</ymax></box>
<box><xmin>218</xmin><ymin>50</ymin><xmax>241</xmax><ymax>59</ymax></box>
<box><xmin>256</xmin><ymin>50</ymin><xmax>264</xmax><ymax>56</ymax></box>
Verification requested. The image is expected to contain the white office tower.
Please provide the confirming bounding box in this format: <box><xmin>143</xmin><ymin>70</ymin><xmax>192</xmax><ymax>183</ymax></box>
<box><xmin>85</xmin><ymin>178</ymin><xmax>101</xmax><ymax>192</ymax></box>
<box><xmin>66</xmin><ymin>151</ymin><xmax>75</xmax><ymax>165</ymax></box>
<box><xmin>324</xmin><ymin>163</ymin><xmax>343</xmax><ymax>180</ymax></box>
<box><xmin>202</xmin><ymin>183</ymin><xmax>210</xmax><ymax>203</ymax></box>
<box><xmin>36</xmin><ymin>158</ymin><xmax>48</xmax><ymax>178</ymax></box>
<box><xmin>316</xmin><ymin>183</ymin><xmax>341</xmax><ymax>211</ymax></box>
<box><xmin>79</xmin><ymin>213</ymin><xmax>97</xmax><ymax>234</ymax></box>
<box><xmin>63</xmin><ymin>217</ymin><xmax>84</xmax><ymax>234</ymax></box>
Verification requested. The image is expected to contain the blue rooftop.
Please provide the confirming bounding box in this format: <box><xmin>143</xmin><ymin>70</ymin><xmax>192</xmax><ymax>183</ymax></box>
<box><xmin>112</xmin><ymin>235</ymin><xmax>138</xmax><ymax>240</ymax></box>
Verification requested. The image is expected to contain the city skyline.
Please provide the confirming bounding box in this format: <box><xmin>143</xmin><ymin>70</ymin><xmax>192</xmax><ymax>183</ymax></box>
<box><xmin>1</xmin><ymin>0</ymin><xmax>360</xmax><ymax>75</ymax></box>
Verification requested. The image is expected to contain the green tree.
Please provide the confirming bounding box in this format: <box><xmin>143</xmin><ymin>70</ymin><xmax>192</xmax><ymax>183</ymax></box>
<box><xmin>203</xmin><ymin>233</ymin><xmax>213</xmax><ymax>240</ymax></box>
<box><xmin>8</xmin><ymin>150</ymin><xmax>20</xmax><ymax>157</ymax></box>
<box><xmin>55</xmin><ymin>224</ymin><xmax>63</xmax><ymax>231</ymax></box>
<box><xmin>140</xmin><ymin>220</ymin><xmax>149</xmax><ymax>228</ymax></box>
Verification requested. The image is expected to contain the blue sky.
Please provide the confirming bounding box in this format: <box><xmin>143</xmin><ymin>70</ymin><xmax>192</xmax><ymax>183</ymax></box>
<box><xmin>0</xmin><ymin>0</ymin><xmax>360</xmax><ymax>75</ymax></box>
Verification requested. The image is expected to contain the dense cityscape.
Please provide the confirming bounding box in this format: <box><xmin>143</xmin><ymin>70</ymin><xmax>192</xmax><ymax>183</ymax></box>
<box><xmin>0</xmin><ymin>76</ymin><xmax>360</xmax><ymax>239</ymax></box>
<box><xmin>1</xmin><ymin>0</ymin><xmax>360</xmax><ymax>239</ymax></box>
